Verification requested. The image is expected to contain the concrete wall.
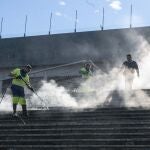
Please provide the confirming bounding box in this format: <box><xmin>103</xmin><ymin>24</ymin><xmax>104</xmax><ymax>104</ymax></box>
<box><xmin>1</xmin><ymin>26</ymin><xmax>150</xmax><ymax>70</ymax></box>
<box><xmin>1</xmin><ymin>26</ymin><xmax>150</xmax><ymax>91</ymax></box>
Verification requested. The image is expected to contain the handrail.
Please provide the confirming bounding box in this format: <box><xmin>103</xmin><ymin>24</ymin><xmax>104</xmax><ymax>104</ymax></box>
<box><xmin>0</xmin><ymin>60</ymin><xmax>87</xmax><ymax>81</ymax></box>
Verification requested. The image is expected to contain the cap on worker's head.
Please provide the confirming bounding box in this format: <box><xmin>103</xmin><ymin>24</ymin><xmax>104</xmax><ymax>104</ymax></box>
<box><xmin>26</xmin><ymin>64</ymin><xmax>32</xmax><ymax>69</ymax></box>
<box><xmin>85</xmin><ymin>63</ymin><xmax>91</xmax><ymax>67</ymax></box>
<box><xmin>127</xmin><ymin>54</ymin><xmax>131</xmax><ymax>57</ymax></box>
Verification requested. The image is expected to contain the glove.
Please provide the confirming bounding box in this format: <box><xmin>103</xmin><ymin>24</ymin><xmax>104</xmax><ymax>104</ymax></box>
<box><xmin>29</xmin><ymin>86</ymin><xmax>35</xmax><ymax>92</ymax></box>
<box><xmin>16</xmin><ymin>75</ymin><xmax>22</xmax><ymax>79</ymax></box>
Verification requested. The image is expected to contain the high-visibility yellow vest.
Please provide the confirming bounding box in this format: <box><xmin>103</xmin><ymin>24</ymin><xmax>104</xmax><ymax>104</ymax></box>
<box><xmin>79</xmin><ymin>67</ymin><xmax>91</xmax><ymax>79</ymax></box>
<box><xmin>11</xmin><ymin>68</ymin><xmax>30</xmax><ymax>88</ymax></box>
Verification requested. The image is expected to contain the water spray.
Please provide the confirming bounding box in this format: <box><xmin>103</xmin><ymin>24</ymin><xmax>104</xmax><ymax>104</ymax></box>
<box><xmin>19</xmin><ymin>76</ymin><xmax>48</xmax><ymax>109</ymax></box>
<box><xmin>0</xmin><ymin>83</ymin><xmax>11</xmax><ymax>105</ymax></box>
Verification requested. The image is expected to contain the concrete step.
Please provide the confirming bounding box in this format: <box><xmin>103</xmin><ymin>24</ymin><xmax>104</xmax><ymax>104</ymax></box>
<box><xmin>1</xmin><ymin>115</ymin><xmax>150</xmax><ymax>123</ymax></box>
<box><xmin>0</xmin><ymin>122</ymin><xmax>150</xmax><ymax>129</ymax></box>
<box><xmin>3</xmin><ymin>111</ymin><xmax>150</xmax><ymax>116</ymax></box>
<box><xmin>1</xmin><ymin>133</ymin><xmax>150</xmax><ymax>140</ymax></box>
<box><xmin>0</xmin><ymin>108</ymin><xmax>150</xmax><ymax>149</ymax></box>
<box><xmin>2</xmin><ymin>113</ymin><xmax>150</xmax><ymax>121</ymax></box>
<box><xmin>0</xmin><ymin>119</ymin><xmax>150</xmax><ymax>125</ymax></box>
<box><xmin>25</xmin><ymin>107</ymin><xmax>150</xmax><ymax>113</ymax></box>
<box><xmin>2</xmin><ymin>108</ymin><xmax>150</xmax><ymax>118</ymax></box>
<box><xmin>1</xmin><ymin>138</ymin><xmax>150</xmax><ymax>145</ymax></box>
<box><xmin>1</xmin><ymin>127</ymin><xmax>150</xmax><ymax>134</ymax></box>
<box><xmin>1</xmin><ymin>144</ymin><xmax>150</xmax><ymax>150</ymax></box>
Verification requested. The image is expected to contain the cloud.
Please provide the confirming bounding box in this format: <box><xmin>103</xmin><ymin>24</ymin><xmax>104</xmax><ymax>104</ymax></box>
<box><xmin>59</xmin><ymin>1</ymin><xmax>66</xmax><ymax>6</ymax></box>
<box><xmin>55</xmin><ymin>11</ymin><xmax>62</xmax><ymax>16</ymax></box>
<box><xmin>109</xmin><ymin>0</ymin><xmax>122</xmax><ymax>10</ymax></box>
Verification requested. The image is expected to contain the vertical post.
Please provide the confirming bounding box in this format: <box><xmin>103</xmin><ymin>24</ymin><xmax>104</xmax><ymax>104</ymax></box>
<box><xmin>74</xmin><ymin>10</ymin><xmax>78</xmax><ymax>33</ymax></box>
<box><xmin>24</xmin><ymin>15</ymin><xmax>28</xmax><ymax>37</ymax></box>
<box><xmin>0</xmin><ymin>17</ymin><xmax>3</xmax><ymax>39</ymax></box>
<box><xmin>130</xmin><ymin>4</ymin><xmax>133</xmax><ymax>28</ymax></box>
<box><xmin>49</xmin><ymin>12</ymin><xmax>53</xmax><ymax>35</ymax></box>
<box><xmin>101</xmin><ymin>7</ymin><xmax>104</xmax><ymax>30</ymax></box>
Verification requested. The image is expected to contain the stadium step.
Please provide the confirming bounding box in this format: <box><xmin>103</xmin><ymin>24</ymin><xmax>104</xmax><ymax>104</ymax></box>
<box><xmin>0</xmin><ymin>107</ymin><xmax>150</xmax><ymax>149</ymax></box>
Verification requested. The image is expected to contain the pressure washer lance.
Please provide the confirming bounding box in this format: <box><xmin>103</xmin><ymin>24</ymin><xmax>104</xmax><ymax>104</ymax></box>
<box><xmin>16</xmin><ymin>114</ymin><xmax>26</xmax><ymax>125</ymax></box>
<box><xmin>0</xmin><ymin>82</ymin><xmax>11</xmax><ymax>105</ymax></box>
<box><xmin>20</xmin><ymin>76</ymin><xmax>48</xmax><ymax>110</ymax></box>
<box><xmin>89</xmin><ymin>60</ymin><xmax>100</xmax><ymax>70</ymax></box>
<box><xmin>32</xmin><ymin>91</ymin><xmax>49</xmax><ymax>110</ymax></box>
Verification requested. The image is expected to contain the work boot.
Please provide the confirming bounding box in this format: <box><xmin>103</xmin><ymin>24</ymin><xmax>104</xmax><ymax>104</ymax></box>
<box><xmin>22</xmin><ymin>105</ymin><xmax>28</xmax><ymax>117</ymax></box>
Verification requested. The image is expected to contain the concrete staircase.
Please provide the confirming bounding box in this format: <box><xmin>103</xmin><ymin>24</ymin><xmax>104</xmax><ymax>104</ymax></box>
<box><xmin>0</xmin><ymin>107</ymin><xmax>150</xmax><ymax>150</ymax></box>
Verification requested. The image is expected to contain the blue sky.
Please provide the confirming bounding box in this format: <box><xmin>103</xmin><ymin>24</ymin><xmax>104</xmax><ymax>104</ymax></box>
<box><xmin>0</xmin><ymin>0</ymin><xmax>150</xmax><ymax>38</ymax></box>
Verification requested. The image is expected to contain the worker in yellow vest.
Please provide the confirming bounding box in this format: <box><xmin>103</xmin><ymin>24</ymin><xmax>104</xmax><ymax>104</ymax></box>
<box><xmin>79</xmin><ymin>63</ymin><xmax>93</xmax><ymax>79</ymax></box>
<box><xmin>79</xmin><ymin>63</ymin><xmax>94</xmax><ymax>93</ymax></box>
<box><xmin>10</xmin><ymin>65</ymin><xmax>33</xmax><ymax>117</ymax></box>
